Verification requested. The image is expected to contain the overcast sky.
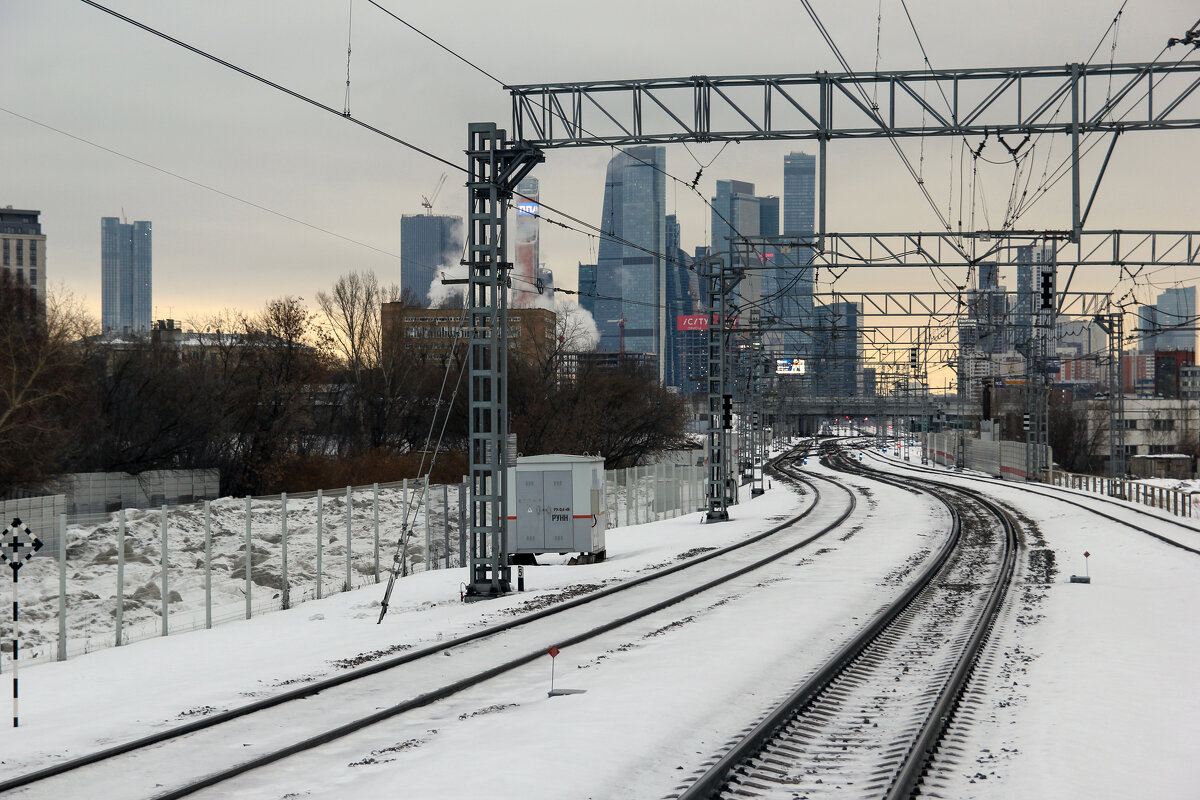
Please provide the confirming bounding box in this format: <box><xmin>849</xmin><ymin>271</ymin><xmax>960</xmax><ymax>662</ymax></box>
<box><xmin>2</xmin><ymin>0</ymin><xmax>1197</xmax><ymax>328</ymax></box>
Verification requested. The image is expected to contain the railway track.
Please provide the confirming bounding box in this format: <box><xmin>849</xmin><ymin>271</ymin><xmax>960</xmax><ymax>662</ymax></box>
<box><xmin>2</xmin><ymin>451</ymin><xmax>871</xmax><ymax>800</ymax></box>
<box><xmin>672</xmin><ymin>443</ymin><xmax>1019</xmax><ymax>799</ymax></box>
<box><xmin>856</xmin><ymin>443</ymin><xmax>1200</xmax><ymax>557</ymax></box>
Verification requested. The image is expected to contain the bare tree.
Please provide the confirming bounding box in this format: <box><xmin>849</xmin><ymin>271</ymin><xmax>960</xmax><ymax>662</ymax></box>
<box><xmin>0</xmin><ymin>279</ymin><xmax>94</xmax><ymax>492</ymax></box>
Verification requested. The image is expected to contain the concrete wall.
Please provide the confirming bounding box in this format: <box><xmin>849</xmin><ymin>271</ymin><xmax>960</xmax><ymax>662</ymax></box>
<box><xmin>923</xmin><ymin>433</ymin><xmax>1051</xmax><ymax>481</ymax></box>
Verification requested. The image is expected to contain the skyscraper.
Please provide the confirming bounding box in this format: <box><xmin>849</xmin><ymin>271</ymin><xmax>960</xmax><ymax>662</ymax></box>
<box><xmin>101</xmin><ymin>216</ymin><xmax>152</xmax><ymax>334</ymax></box>
<box><xmin>664</xmin><ymin>214</ymin><xmax>700</xmax><ymax>392</ymax></box>
<box><xmin>783</xmin><ymin>152</ymin><xmax>816</xmax><ymax>238</ymax></box>
<box><xmin>401</xmin><ymin>213</ymin><xmax>463</xmax><ymax>306</ymax></box>
<box><xmin>594</xmin><ymin>145</ymin><xmax>667</xmax><ymax>379</ymax></box>
<box><xmin>513</xmin><ymin>177</ymin><xmax>540</xmax><ymax>307</ymax></box>
<box><xmin>1138</xmin><ymin>286</ymin><xmax>1197</xmax><ymax>353</ymax></box>
<box><xmin>577</xmin><ymin>262</ymin><xmax>597</xmax><ymax>318</ymax></box>
<box><xmin>780</xmin><ymin>153</ymin><xmax>817</xmax><ymax>360</ymax></box>
<box><xmin>0</xmin><ymin>207</ymin><xmax>46</xmax><ymax>308</ymax></box>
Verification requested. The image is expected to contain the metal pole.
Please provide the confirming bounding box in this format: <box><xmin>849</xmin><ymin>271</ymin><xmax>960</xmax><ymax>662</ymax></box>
<box><xmin>57</xmin><ymin>514</ymin><xmax>66</xmax><ymax>662</ymax></box>
<box><xmin>161</xmin><ymin>506</ymin><xmax>169</xmax><ymax>636</ymax></box>
<box><xmin>244</xmin><ymin>496</ymin><xmax>252</xmax><ymax>620</ymax></box>
<box><xmin>316</xmin><ymin>489</ymin><xmax>324</xmax><ymax>599</ymax></box>
<box><xmin>345</xmin><ymin>486</ymin><xmax>353</xmax><ymax>592</ymax></box>
<box><xmin>280</xmin><ymin>493</ymin><xmax>289</xmax><ymax>609</ymax></box>
<box><xmin>204</xmin><ymin>501</ymin><xmax>212</xmax><ymax>629</ymax></box>
<box><xmin>443</xmin><ymin>483</ymin><xmax>450</xmax><ymax>569</ymax></box>
<box><xmin>458</xmin><ymin>479</ymin><xmax>467</xmax><ymax>568</ymax></box>
<box><xmin>11</xmin><ymin>573</ymin><xmax>17</xmax><ymax>727</ymax></box>
<box><xmin>424</xmin><ymin>476</ymin><xmax>432</xmax><ymax>571</ymax></box>
<box><xmin>1070</xmin><ymin>62</ymin><xmax>1082</xmax><ymax>242</ymax></box>
<box><xmin>116</xmin><ymin>509</ymin><xmax>125</xmax><ymax>647</ymax></box>
<box><xmin>372</xmin><ymin>483</ymin><xmax>380</xmax><ymax>582</ymax></box>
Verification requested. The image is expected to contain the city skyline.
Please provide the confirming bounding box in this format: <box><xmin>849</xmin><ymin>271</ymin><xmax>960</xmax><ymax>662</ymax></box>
<box><xmin>2</xmin><ymin>1</ymin><xmax>1197</xmax><ymax>336</ymax></box>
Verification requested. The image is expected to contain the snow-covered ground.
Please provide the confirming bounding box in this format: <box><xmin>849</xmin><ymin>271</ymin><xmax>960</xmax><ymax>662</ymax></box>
<box><xmin>2</xmin><ymin>446</ymin><xmax>1198</xmax><ymax>799</ymax></box>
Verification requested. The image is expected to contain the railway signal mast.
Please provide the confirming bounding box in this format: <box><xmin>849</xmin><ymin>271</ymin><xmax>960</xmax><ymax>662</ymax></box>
<box><xmin>461</xmin><ymin>38</ymin><xmax>1200</xmax><ymax>594</ymax></box>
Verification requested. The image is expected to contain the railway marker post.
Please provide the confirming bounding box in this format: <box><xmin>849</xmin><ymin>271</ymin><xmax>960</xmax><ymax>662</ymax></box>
<box><xmin>546</xmin><ymin>645</ymin><xmax>586</xmax><ymax>697</ymax></box>
<box><xmin>2</xmin><ymin>518</ymin><xmax>43</xmax><ymax>727</ymax></box>
<box><xmin>1070</xmin><ymin>551</ymin><xmax>1092</xmax><ymax>584</ymax></box>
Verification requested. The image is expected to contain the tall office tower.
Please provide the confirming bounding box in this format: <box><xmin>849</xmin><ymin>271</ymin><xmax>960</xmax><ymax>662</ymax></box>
<box><xmin>400</xmin><ymin>213</ymin><xmax>463</xmax><ymax>306</ymax></box>
<box><xmin>594</xmin><ymin>145</ymin><xmax>667</xmax><ymax>379</ymax></box>
<box><xmin>783</xmin><ymin>152</ymin><xmax>816</xmax><ymax>237</ymax></box>
<box><xmin>711</xmin><ymin>179</ymin><xmax>764</xmax><ymax>322</ymax></box>
<box><xmin>781</xmin><ymin>153</ymin><xmax>817</xmax><ymax>359</ymax></box>
<box><xmin>1138</xmin><ymin>286</ymin><xmax>1197</xmax><ymax>352</ymax></box>
<box><xmin>973</xmin><ymin>261</ymin><xmax>1007</xmax><ymax>355</ymax></box>
<box><xmin>513</xmin><ymin>177</ymin><xmax>540</xmax><ymax>307</ymax></box>
<box><xmin>577</xmin><ymin>262</ymin><xmax>597</xmax><ymax>318</ymax></box>
<box><xmin>0</xmin><ymin>207</ymin><xmax>46</xmax><ymax>308</ymax></box>
<box><xmin>811</xmin><ymin>301</ymin><xmax>862</xmax><ymax>396</ymax></box>
<box><xmin>101</xmin><ymin>216</ymin><xmax>152</xmax><ymax>334</ymax></box>
<box><xmin>664</xmin><ymin>214</ymin><xmax>700</xmax><ymax>392</ymax></box>
<box><xmin>1014</xmin><ymin>245</ymin><xmax>1036</xmax><ymax>352</ymax></box>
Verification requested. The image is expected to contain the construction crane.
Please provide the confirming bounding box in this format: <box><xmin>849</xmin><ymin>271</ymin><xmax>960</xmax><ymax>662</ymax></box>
<box><xmin>607</xmin><ymin>314</ymin><xmax>627</xmax><ymax>355</ymax></box>
<box><xmin>421</xmin><ymin>173</ymin><xmax>447</xmax><ymax>214</ymax></box>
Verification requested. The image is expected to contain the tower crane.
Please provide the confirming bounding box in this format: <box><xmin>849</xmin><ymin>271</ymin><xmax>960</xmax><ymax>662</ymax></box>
<box><xmin>607</xmin><ymin>314</ymin><xmax>627</xmax><ymax>355</ymax></box>
<box><xmin>421</xmin><ymin>173</ymin><xmax>447</xmax><ymax>213</ymax></box>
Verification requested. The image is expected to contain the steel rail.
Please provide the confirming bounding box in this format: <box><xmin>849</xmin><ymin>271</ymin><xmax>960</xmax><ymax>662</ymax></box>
<box><xmin>1</xmin><ymin>450</ymin><xmax>851</xmax><ymax>799</ymax></box>
<box><xmin>859</xmin><ymin>447</ymin><xmax>1200</xmax><ymax>557</ymax></box>
<box><xmin>676</xmin><ymin>445</ymin><xmax>1017</xmax><ymax>799</ymax></box>
<box><xmin>675</xmin><ymin>448</ymin><xmax>966</xmax><ymax>798</ymax></box>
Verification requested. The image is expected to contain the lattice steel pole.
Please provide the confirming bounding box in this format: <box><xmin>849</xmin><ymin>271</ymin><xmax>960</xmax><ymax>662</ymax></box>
<box><xmin>464</xmin><ymin>123</ymin><xmax>542</xmax><ymax>597</ymax></box>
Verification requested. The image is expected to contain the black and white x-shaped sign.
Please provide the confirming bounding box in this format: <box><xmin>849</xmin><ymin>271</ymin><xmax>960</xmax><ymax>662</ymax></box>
<box><xmin>1</xmin><ymin>518</ymin><xmax>42</xmax><ymax>575</ymax></box>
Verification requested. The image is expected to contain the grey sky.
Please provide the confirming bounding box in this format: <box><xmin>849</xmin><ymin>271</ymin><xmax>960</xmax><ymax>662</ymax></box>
<box><xmin>2</xmin><ymin>0</ymin><xmax>1197</xmax><ymax>325</ymax></box>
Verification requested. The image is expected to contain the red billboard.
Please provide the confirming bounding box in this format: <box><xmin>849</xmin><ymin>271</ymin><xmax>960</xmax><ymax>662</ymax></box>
<box><xmin>676</xmin><ymin>314</ymin><xmax>709</xmax><ymax>331</ymax></box>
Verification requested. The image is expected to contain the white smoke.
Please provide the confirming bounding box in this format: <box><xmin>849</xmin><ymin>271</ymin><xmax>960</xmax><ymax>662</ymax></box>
<box><xmin>426</xmin><ymin>261</ymin><xmax>468</xmax><ymax>308</ymax></box>
<box><xmin>426</xmin><ymin>266</ymin><xmax>599</xmax><ymax>350</ymax></box>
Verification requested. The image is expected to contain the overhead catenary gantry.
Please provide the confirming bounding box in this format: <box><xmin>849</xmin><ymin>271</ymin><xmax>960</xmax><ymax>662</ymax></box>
<box><xmin>464</xmin><ymin>56</ymin><xmax>1200</xmax><ymax>592</ymax></box>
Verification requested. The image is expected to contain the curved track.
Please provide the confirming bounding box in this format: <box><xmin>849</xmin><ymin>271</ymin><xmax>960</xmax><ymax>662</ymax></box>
<box><xmin>3</xmin><ymin>451</ymin><xmax>868</xmax><ymax>800</ymax></box>
<box><xmin>673</xmin><ymin>442</ymin><xmax>1019</xmax><ymax>799</ymax></box>
<box><xmin>855</xmin><ymin>441</ymin><xmax>1200</xmax><ymax>557</ymax></box>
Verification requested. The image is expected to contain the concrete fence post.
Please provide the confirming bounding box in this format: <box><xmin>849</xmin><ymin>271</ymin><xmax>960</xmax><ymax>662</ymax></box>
<box><xmin>116</xmin><ymin>509</ymin><xmax>126</xmax><ymax>647</ymax></box>
<box><xmin>281</xmin><ymin>493</ymin><xmax>289</xmax><ymax>609</ymax></box>
<box><xmin>459</xmin><ymin>479</ymin><xmax>467</xmax><ymax>568</ymax></box>
<box><xmin>161</xmin><ymin>506</ymin><xmax>169</xmax><ymax>636</ymax></box>
<box><xmin>424</xmin><ymin>476</ymin><xmax>432</xmax><ymax>571</ymax></box>
<box><xmin>204</xmin><ymin>502</ymin><xmax>212</xmax><ymax>629</ymax></box>
<box><xmin>244</xmin><ymin>496</ymin><xmax>252</xmax><ymax>620</ymax></box>
<box><xmin>372</xmin><ymin>483</ymin><xmax>380</xmax><ymax>582</ymax></box>
<box><xmin>345</xmin><ymin>486</ymin><xmax>353</xmax><ymax>592</ymax></box>
<box><xmin>316</xmin><ymin>489</ymin><xmax>324</xmax><ymax>599</ymax></box>
<box><xmin>57</xmin><ymin>514</ymin><xmax>67</xmax><ymax>662</ymax></box>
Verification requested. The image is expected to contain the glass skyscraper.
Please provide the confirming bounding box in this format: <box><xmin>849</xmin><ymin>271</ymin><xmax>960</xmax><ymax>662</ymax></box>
<box><xmin>401</xmin><ymin>213</ymin><xmax>463</xmax><ymax>306</ymax></box>
<box><xmin>594</xmin><ymin>145</ymin><xmax>667</xmax><ymax>379</ymax></box>
<box><xmin>1138</xmin><ymin>286</ymin><xmax>1197</xmax><ymax>353</ymax></box>
<box><xmin>101</xmin><ymin>216</ymin><xmax>152</xmax><ymax>334</ymax></box>
<box><xmin>779</xmin><ymin>153</ymin><xmax>818</xmax><ymax>362</ymax></box>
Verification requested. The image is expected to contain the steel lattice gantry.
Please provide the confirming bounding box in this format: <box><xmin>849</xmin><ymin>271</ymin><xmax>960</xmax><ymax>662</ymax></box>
<box><xmin>510</xmin><ymin>62</ymin><xmax>1200</xmax><ymax>145</ymax></box>
<box><xmin>463</xmin><ymin>124</ymin><xmax>542</xmax><ymax>597</ymax></box>
<box><xmin>460</xmin><ymin>57</ymin><xmax>1200</xmax><ymax>570</ymax></box>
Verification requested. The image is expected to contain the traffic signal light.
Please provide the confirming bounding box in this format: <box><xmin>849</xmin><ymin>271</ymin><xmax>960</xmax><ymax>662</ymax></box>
<box><xmin>1040</xmin><ymin>269</ymin><xmax>1054</xmax><ymax>309</ymax></box>
<box><xmin>722</xmin><ymin>394</ymin><xmax>733</xmax><ymax>429</ymax></box>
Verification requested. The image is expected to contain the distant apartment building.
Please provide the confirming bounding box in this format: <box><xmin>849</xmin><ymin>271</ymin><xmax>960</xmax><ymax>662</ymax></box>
<box><xmin>381</xmin><ymin>303</ymin><xmax>555</xmax><ymax>366</ymax></box>
<box><xmin>101</xmin><ymin>216</ymin><xmax>152</xmax><ymax>334</ymax></box>
<box><xmin>1</xmin><ymin>207</ymin><xmax>46</xmax><ymax>311</ymax></box>
<box><xmin>401</xmin><ymin>213</ymin><xmax>463</xmax><ymax>306</ymax></box>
